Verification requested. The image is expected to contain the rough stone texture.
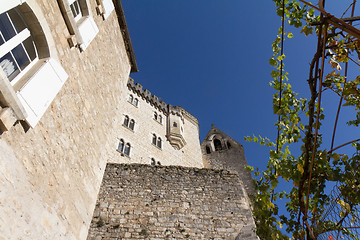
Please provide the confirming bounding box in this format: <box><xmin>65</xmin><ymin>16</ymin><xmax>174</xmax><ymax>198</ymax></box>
<box><xmin>87</xmin><ymin>163</ymin><xmax>258</xmax><ymax>240</ymax></box>
<box><xmin>201</xmin><ymin>126</ymin><xmax>256</xmax><ymax>196</ymax></box>
<box><xmin>0</xmin><ymin>1</ymin><xmax>131</xmax><ymax>239</ymax></box>
<box><xmin>107</xmin><ymin>80</ymin><xmax>203</xmax><ymax>168</ymax></box>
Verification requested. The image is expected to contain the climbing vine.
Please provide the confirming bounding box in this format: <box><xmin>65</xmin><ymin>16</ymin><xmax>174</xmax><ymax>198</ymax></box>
<box><xmin>245</xmin><ymin>0</ymin><xmax>360</xmax><ymax>239</ymax></box>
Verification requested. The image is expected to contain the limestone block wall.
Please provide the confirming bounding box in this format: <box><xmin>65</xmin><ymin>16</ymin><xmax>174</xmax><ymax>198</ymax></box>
<box><xmin>87</xmin><ymin>163</ymin><xmax>258</xmax><ymax>240</ymax></box>
<box><xmin>0</xmin><ymin>1</ymin><xmax>132</xmax><ymax>239</ymax></box>
<box><xmin>107</xmin><ymin>83</ymin><xmax>203</xmax><ymax>168</ymax></box>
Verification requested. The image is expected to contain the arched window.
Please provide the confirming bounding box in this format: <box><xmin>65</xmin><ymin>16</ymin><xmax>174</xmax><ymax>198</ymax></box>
<box><xmin>128</xmin><ymin>94</ymin><xmax>133</xmax><ymax>103</ymax></box>
<box><xmin>206</xmin><ymin>146</ymin><xmax>211</xmax><ymax>154</ymax></box>
<box><xmin>159</xmin><ymin>115</ymin><xmax>162</xmax><ymax>124</ymax></box>
<box><xmin>227</xmin><ymin>141</ymin><xmax>231</xmax><ymax>149</ymax></box>
<box><xmin>214</xmin><ymin>138</ymin><xmax>222</xmax><ymax>151</ymax></box>
<box><xmin>0</xmin><ymin>8</ymin><xmax>38</xmax><ymax>84</ymax></box>
<box><xmin>157</xmin><ymin>161</ymin><xmax>161</xmax><ymax>166</ymax></box>
<box><xmin>154</xmin><ymin>112</ymin><xmax>157</xmax><ymax>120</ymax></box>
<box><xmin>117</xmin><ymin>139</ymin><xmax>124</xmax><ymax>152</ymax></box>
<box><xmin>151</xmin><ymin>158</ymin><xmax>155</xmax><ymax>166</ymax></box>
<box><xmin>152</xmin><ymin>134</ymin><xmax>157</xmax><ymax>145</ymax></box>
<box><xmin>124</xmin><ymin>143</ymin><xmax>131</xmax><ymax>156</ymax></box>
<box><xmin>133</xmin><ymin>98</ymin><xmax>138</xmax><ymax>106</ymax></box>
<box><xmin>123</xmin><ymin>115</ymin><xmax>129</xmax><ymax>127</ymax></box>
<box><xmin>173</xmin><ymin>122</ymin><xmax>177</xmax><ymax>127</ymax></box>
<box><xmin>157</xmin><ymin>137</ymin><xmax>162</xmax><ymax>149</ymax></box>
<box><xmin>129</xmin><ymin>119</ymin><xmax>135</xmax><ymax>130</ymax></box>
<box><xmin>0</xmin><ymin>2</ymin><xmax>68</xmax><ymax>128</ymax></box>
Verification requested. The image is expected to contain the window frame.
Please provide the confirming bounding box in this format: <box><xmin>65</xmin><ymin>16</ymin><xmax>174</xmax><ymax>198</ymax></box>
<box><xmin>0</xmin><ymin>1</ymin><xmax>69</xmax><ymax>129</ymax></box>
<box><xmin>58</xmin><ymin>0</ymin><xmax>99</xmax><ymax>51</ymax></box>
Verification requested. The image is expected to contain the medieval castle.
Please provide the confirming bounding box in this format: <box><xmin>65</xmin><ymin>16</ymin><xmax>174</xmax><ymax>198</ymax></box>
<box><xmin>0</xmin><ymin>0</ymin><xmax>257</xmax><ymax>239</ymax></box>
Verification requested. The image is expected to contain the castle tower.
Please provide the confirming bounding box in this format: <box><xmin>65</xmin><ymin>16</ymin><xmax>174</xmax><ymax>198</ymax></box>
<box><xmin>201</xmin><ymin>125</ymin><xmax>255</xmax><ymax>196</ymax></box>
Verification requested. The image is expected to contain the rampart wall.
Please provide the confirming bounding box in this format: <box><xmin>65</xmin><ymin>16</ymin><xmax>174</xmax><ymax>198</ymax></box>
<box><xmin>87</xmin><ymin>163</ymin><xmax>258</xmax><ymax>240</ymax></box>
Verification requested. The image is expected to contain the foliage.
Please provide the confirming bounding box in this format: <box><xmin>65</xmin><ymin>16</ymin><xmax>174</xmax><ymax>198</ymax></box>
<box><xmin>245</xmin><ymin>1</ymin><xmax>360</xmax><ymax>239</ymax></box>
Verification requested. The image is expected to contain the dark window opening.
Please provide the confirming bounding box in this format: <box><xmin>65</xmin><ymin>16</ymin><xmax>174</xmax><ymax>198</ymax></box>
<box><xmin>129</xmin><ymin>119</ymin><xmax>135</xmax><ymax>130</ymax></box>
<box><xmin>124</xmin><ymin>143</ymin><xmax>131</xmax><ymax>156</ymax></box>
<box><xmin>227</xmin><ymin>141</ymin><xmax>231</xmax><ymax>149</ymax></box>
<box><xmin>152</xmin><ymin>134</ymin><xmax>157</xmax><ymax>145</ymax></box>
<box><xmin>206</xmin><ymin>146</ymin><xmax>211</xmax><ymax>154</ymax></box>
<box><xmin>214</xmin><ymin>138</ymin><xmax>222</xmax><ymax>151</ymax></box>
<box><xmin>173</xmin><ymin>122</ymin><xmax>177</xmax><ymax>127</ymax></box>
<box><xmin>151</xmin><ymin>158</ymin><xmax>155</xmax><ymax>166</ymax></box>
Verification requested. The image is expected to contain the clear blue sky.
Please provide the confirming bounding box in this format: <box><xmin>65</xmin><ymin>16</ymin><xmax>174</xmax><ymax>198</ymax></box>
<box><xmin>122</xmin><ymin>0</ymin><xmax>358</xmax><ymax>169</ymax></box>
<box><xmin>122</xmin><ymin>0</ymin><xmax>359</xmax><ymax>235</ymax></box>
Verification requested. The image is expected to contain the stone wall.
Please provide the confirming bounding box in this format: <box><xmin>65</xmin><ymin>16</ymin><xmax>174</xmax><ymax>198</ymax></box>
<box><xmin>107</xmin><ymin>81</ymin><xmax>203</xmax><ymax>168</ymax></box>
<box><xmin>0</xmin><ymin>1</ymin><xmax>132</xmax><ymax>239</ymax></box>
<box><xmin>201</xmin><ymin>127</ymin><xmax>255</xmax><ymax>196</ymax></box>
<box><xmin>87</xmin><ymin>163</ymin><xmax>258</xmax><ymax>239</ymax></box>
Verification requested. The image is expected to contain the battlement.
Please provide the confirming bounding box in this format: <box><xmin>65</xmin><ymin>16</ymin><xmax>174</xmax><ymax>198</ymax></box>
<box><xmin>127</xmin><ymin>78</ymin><xmax>167</xmax><ymax>113</ymax></box>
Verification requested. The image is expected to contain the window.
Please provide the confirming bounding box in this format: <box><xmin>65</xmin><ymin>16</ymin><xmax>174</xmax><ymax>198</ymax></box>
<box><xmin>214</xmin><ymin>138</ymin><xmax>222</xmax><ymax>151</ymax></box>
<box><xmin>0</xmin><ymin>2</ymin><xmax>68</xmax><ymax>129</ymax></box>
<box><xmin>157</xmin><ymin>161</ymin><xmax>161</xmax><ymax>166</ymax></box>
<box><xmin>123</xmin><ymin>115</ymin><xmax>129</xmax><ymax>127</ymax></box>
<box><xmin>117</xmin><ymin>139</ymin><xmax>131</xmax><ymax>156</ymax></box>
<box><xmin>0</xmin><ymin>9</ymin><xmax>37</xmax><ymax>85</ymax></box>
<box><xmin>124</xmin><ymin>143</ymin><xmax>131</xmax><ymax>156</ymax></box>
<box><xmin>58</xmin><ymin>0</ymin><xmax>99</xmax><ymax>51</ymax></box>
<box><xmin>152</xmin><ymin>134</ymin><xmax>157</xmax><ymax>145</ymax></box>
<box><xmin>69</xmin><ymin>0</ymin><xmax>82</xmax><ymax>22</ymax></box>
<box><xmin>151</xmin><ymin>158</ymin><xmax>155</xmax><ymax>166</ymax></box>
<box><xmin>133</xmin><ymin>98</ymin><xmax>138</xmax><ymax>107</ymax></box>
<box><xmin>123</xmin><ymin>115</ymin><xmax>135</xmax><ymax>131</ymax></box>
<box><xmin>129</xmin><ymin>119</ymin><xmax>135</xmax><ymax>130</ymax></box>
<box><xmin>227</xmin><ymin>141</ymin><xmax>231</xmax><ymax>149</ymax></box>
<box><xmin>173</xmin><ymin>122</ymin><xmax>177</xmax><ymax>127</ymax></box>
<box><xmin>206</xmin><ymin>146</ymin><xmax>211</xmax><ymax>154</ymax></box>
<box><xmin>128</xmin><ymin>94</ymin><xmax>138</xmax><ymax>107</ymax></box>
<box><xmin>153</xmin><ymin>111</ymin><xmax>163</xmax><ymax>124</ymax></box>
<box><xmin>157</xmin><ymin>137</ymin><xmax>162</xmax><ymax>149</ymax></box>
<box><xmin>117</xmin><ymin>139</ymin><xmax>124</xmax><ymax>152</ymax></box>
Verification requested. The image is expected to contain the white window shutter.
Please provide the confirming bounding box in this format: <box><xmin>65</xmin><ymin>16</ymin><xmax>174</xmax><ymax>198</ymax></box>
<box><xmin>16</xmin><ymin>58</ymin><xmax>68</xmax><ymax>127</ymax></box>
<box><xmin>78</xmin><ymin>17</ymin><xmax>99</xmax><ymax>50</ymax></box>
<box><xmin>102</xmin><ymin>0</ymin><xmax>114</xmax><ymax>19</ymax></box>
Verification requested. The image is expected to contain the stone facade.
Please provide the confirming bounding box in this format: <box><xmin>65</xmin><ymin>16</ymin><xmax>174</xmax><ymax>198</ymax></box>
<box><xmin>0</xmin><ymin>0</ymin><xmax>135</xmax><ymax>239</ymax></box>
<box><xmin>87</xmin><ymin>163</ymin><xmax>258</xmax><ymax>240</ymax></box>
<box><xmin>107</xmin><ymin>78</ymin><xmax>203</xmax><ymax>168</ymax></box>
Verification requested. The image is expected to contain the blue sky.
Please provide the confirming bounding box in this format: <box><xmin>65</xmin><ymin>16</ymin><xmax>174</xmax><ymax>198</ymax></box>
<box><xmin>122</xmin><ymin>0</ymin><xmax>358</xmax><ymax>168</ymax></box>
<box><xmin>121</xmin><ymin>0</ymin><xmax>360</xmax><ymax>235</ymax></box>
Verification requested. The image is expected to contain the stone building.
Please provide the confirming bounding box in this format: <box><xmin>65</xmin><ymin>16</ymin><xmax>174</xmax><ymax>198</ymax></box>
<box><xmin>0</xmin><ymin>0</ymin><xmax>257</xmax><ymax>239</ymax></box>
<box><xmin>107</xmin><ymin>78</ymin><xmax>203</xmax><ymax>168</ymax></box>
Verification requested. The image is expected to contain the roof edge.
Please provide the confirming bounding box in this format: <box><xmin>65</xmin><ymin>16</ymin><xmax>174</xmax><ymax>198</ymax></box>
<box><xmin>114</xmin><ymin>0</ymin><xmax>138</xmax><ymax>73</ymax></box>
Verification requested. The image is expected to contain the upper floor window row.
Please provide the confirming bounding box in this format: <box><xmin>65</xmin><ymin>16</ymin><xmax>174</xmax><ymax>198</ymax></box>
<box><xmin>153</xmin><ymin>111</ymin><xmax>162</xmax><ymax>124</ymax></box>
<box><xmin>152</xmin><ymin>133</ymin><xmax>162</xmax><ymax>149</ymax></box>
<box><xmin>123</xmin><ymin>115</ymin><xmax>135</xmax><ymax>130</ymax></box>
<box><xmin>128</xmin><ymin>94</ymin><xmax>138</xmax><ymax>107</ymax></box>
<box><xmin>117</xmin><ymin>139</ymin><xmax>131</xmax><ymax>156</ymax></box>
